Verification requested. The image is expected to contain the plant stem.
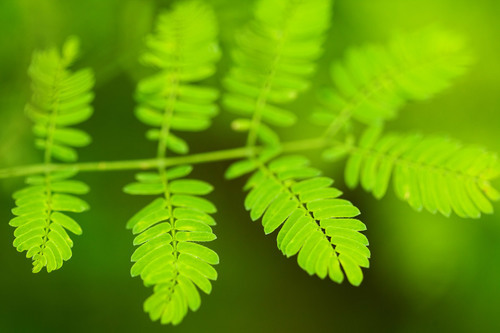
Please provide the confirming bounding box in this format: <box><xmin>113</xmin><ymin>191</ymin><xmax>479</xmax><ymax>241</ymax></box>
<box><xmin>245</xmin><ymin>3</ymin><xmax>294</xmax><ymax>152</ymax></box>
<box><xmin>0</xmin><ymin>137</ymin><xmax>328</xmax><ymax>180</ymax></box>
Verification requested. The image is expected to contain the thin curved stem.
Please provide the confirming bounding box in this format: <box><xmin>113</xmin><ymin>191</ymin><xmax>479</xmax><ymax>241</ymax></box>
<box><xmin>0</xmin><ymin>137</ymin><xmax>328</xmax><ymax>180</ymax></box>
<box><xmin>245</xmin><ymin>3</ymin><xmax>295</xmax><ymax>151</ymax></box>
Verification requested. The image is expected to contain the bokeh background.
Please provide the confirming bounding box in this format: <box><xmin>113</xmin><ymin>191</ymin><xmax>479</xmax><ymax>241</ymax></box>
<box><xmin>1</xmin><ymin>0</ymin><xmax>499</xmax><ymax>332</ymax></box>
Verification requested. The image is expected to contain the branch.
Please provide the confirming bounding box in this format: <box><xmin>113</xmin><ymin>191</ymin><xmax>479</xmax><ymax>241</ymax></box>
<box><xmin>0</xmin><ymin>137</ymin><xmax>327</xmax><ymax>179</ymax></box>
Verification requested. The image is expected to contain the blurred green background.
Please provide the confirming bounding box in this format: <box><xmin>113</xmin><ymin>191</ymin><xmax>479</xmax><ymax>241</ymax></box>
<box><xmin>1</xmin><ymin>0</ymin><xmax>499</xmax><ymax>332</ymax></box>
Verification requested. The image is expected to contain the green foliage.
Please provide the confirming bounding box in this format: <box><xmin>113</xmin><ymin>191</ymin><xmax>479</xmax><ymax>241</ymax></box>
<box><xmin>26</xmin><ymin>36</ymin><xmax>94</xmax><ymax>162</ymax></box>
<box><xmin>223</xmin><ymin>0</ymin><xmax>333</xmax><ymax>146</ymax></box>
<box><xmin>244</xmin><ymin>155</ymin><xmax>369</xmax><ymax>286</ymax></box>
<box><xmin>223</xmin><ymin>0</ymin><xmax>369</xmax><ymax>286</ymax></box>
<box><xmin>135</xmin><ymin>0</ymin><xmax>220</xmax><ymax>154</ymax></box>
<box><xmin>10</xmin><ymin>37</ymin><xmax>94</xmax><ymax>273</ymax></box>
<box><xmin>343</xmin><ymin>126</ymin><xmax>500</xmax><ymax>218</ymax></box>
<box><xmin>125</xmin><ymin>165</ymin><xmax>218</xmax><ymax>325</ymax></box>
<box><xmin>125</xmin><ymin>1</ymin><xmax>220</xmax><ymax>325</ymax></box>
<box><xmin>3</xmin><ymin>0</ymin><xmax>500</xmax><ymax>328</ymax></box>
<box><xmin>314</xmin><ymin>28</ymin><xmax>472</xmax><ymax>129</ymax></box>
<box><xmin>10</xmin><ymin>170</ymin><xmax>88</xmax><ymax>273</ymax></box>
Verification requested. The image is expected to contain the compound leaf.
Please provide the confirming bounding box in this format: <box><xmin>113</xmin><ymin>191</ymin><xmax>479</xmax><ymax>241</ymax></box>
<box><xmin>344</xmin><ymin>128</ymin><xmax>500</xmax><ymax>218</ymax></box>
<box><xmin>10</xmin><ymin>36</ymin><xmax>93</xmax><ymax>273</ymax></box>
<box><xmin>135</xmin><ymin>0</ymin><xmax>220</xmax><ymax>155</ymax></box>
<box><xmin>315</xmin><ymin>28</ymin><xmax>472</xmax><ymax>131</ymax></box>
<box><xmin>244</xmin><ymin>155</ymin><xmax>370</xmax><ymax>286</ymax></box>
<box><xmin>125</xmin><ymin>164</ymin><xmax>219</xmax><ymax>326</ymax></box>
<box><xmin>223</xmin><ymin>0</ymin><xmax>333</xmax><ymax>146</ymax></box>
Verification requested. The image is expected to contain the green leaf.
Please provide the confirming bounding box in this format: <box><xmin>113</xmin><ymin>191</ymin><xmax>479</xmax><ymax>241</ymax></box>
<box><xmin>322</xmin><ymin>145</ymin><xmax>350</xmax><ymax>162</ymax></box>
<box><xmin>170</xmin><ymin>180</ymin><xmax>213</xmax><ymax>195</ymax></box>
<box><xmin>260</xmin><ymin>105</ymin><xmax>297</xmax><ymax>127</ymax></box>
<box><xmin>51</xmin><ymin>180</ymin><xmax>90</xmax><ymax>194</ymax></box>
<box><xmin>129</xmin><ymin>6</ymin><xmax>223</xmax><ymax>312</ymax></box>
<box><xmin>35</xmin><ymin>140</ymin><xmax>78</xmax><ymax>162</ymax></box>
<box><xmin>225</xmin><ymin>159</ymin><xmax>258</xmax><ymax>180</ymax></box>
<box><xmin>135</xmin><ymin>172</ymin><xmax>162</xmax><ymax>183</ymax></box>
<box><xmin>170</xmin><ymin>116</ymin><xmax>211</xmax><ymax>132</ymax></box>
<box><xmin>10</xmin><ymin>174</ymin><xmax>88</xmax><ymax>272</ymax></box>
<box><xmin>171</xmin><ymin>195</ymin><xmax>217</xmax><ymax>214</ymax></box>
<box><xmin>126</xmin><ymin>198</ymin><xmax>166</xmax><ymax>230</ymax></box>
<box><xmin>51</xmin><ymin>194</ymin><xmax>89</xmax><ymax>212</ymax></box>
<box><xmin>134</xmin><ymin>0</ymin><xmax>220</xmax><ymax>173</ymax></box>
<box><xmin>243</xmin><ymin>155</ymin><xmax>369</xmax><ymax>286</ymax></box>
<box><xmin>136</xmin><ymin>106</ymin><xmax>163</xmax><ymax>127</ymax></box>
<box><xmin>133</xmin><ymin>222</ymin><xmax>172</xmax><ymax>246</ymax></box>
<box><xmin>166</xmin><ymin>165</ymin><xmax>193</xmax><ymax>180</ymax></box>
<box><xmin>124</xmin><ymin>183</ymin><xmax>165</xmax><ymax>196</ymax></box>
<box><xmin>344</xmin><ymin>129</ymin><xmax>499</xmax><ymax>218</ymax></box>
<box><xmin>62</xmin><ymin>36</ymin><xmax>80</xmax><ymax>64</ymax></box>
<box><xmin>132</xmin><ymin>209</ymin><xmax>171</xmax><ymax>235</ymax></box>
<box><xmin>315</xmin><ymin>28</ymin><xmax>472</xmax><ymax>127</ymax></box>
<box><xmin>53</xmin><ymin>128</ymin><xmax>92</xmax><ymax>147</ymax></box>
<box><xmin>167</xmin><ymin>134</ymin><xmax>189</xmax><ymax>155</ymax></box>
<box><xmin>27</xmin><ymin>37</ymin><xmax>95</xmax><ymax>167</ymax></box>
<box><xmin>177</xmin><ymin>242</ymin><xmax>219</xmax><ymax>265</ymax></box>
<box><xmin>223</xmin><ymin>0</ymin><xmax>333</xmax><ymax>144</ymax></box>
<box><xmin>174</xmin><ymin>208</ymin><xmax>216</xmax><ymax>226</ymax></box>
<box><xmin>51</xmin><ymin>212</ymin><xmax>83</xmax><ymax>235</ymax></box>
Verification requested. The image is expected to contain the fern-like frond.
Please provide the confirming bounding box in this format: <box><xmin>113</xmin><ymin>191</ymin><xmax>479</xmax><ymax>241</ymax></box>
<box><xmin>343</xmin><ymin>127</ymin><xmax>500</xmax><ymax>218</ymax></box>
<box><xmin>10</xmin><ymin>170</ymin><xmax>88</xmax><ymax>273</ymax></box>
<box><xmin>125</xmin><ymin>2</ymin><xmax>220</xmax><ymax>324</ymax></box>
<box><xmin>124</xmin><ymin>165</ymin><xmax>218</xmax><ymax>325</ymax></box>
<box><xmin>223</xmin><ymin>0</ymin><xmax>333</xmax><ymax>146</ymax></box>
<box><xmin>244</xmin><ymin>155</ymin><xmax>369</xmax><ymax>286</ymax></box>
<box><xmin>26</xmin><ymin>36</ymin><xmax>95</xmax><ymax>162</ymax></box>
<box><xmin>314</xmin><ymin>28</ymin><xmax>472</xmax><ymax>130</ymax></box>
<box><xmin>135</xmin><ymin>0</ymin><xmax>220</xmax><ymax>154</ymax></box>
<box><xmin>10</xmin><ymin>37</ymin><xmax>94</xmax><ymax>273</ymax></box>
